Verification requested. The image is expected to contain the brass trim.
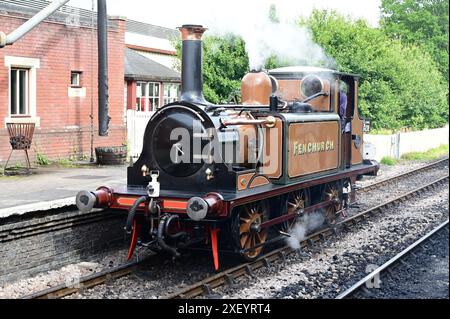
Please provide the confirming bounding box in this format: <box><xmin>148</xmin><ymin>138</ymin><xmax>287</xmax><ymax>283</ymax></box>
<box><xmin>221</xmin><ymin>115</ymin><xmax>276</xmax><ymax>128</ymax></box>
<box><xmin>237</xmin><ymin>172</ymin><xmax>255</xmax><ymax>191</ymax></box>
<box><xmin>249</xmin><ymin>175</ymin><xmax>270</xmax><ymax>189</ymax></box>
<box><xmin>178</xmin><ymin>25</ymin><xmax>207</xmax><ymax>41</ymax></box>
<box><xmin>351</xmin><ymin>80</ymin><xmax>363</xmax><ymax>165</ymax></box>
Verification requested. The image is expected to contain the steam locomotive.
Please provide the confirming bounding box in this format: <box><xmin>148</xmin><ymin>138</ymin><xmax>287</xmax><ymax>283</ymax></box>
<box><xmin>76</xmin><ymin>25</ymin><xmax>379</xmax><ymax>269</ymax></box>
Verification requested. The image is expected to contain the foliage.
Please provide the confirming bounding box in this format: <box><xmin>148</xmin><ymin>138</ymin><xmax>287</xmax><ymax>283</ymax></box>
<box><xmin>380</xmin><ymin>156</ymin><xmax>399</xmax><ymax>165</ymax></box>
<box><xmin>381</xmin><ymin>144</ymin><xmax>448</xmax><ymax>165</ymax></box>
<box><xmin>36</xmin><ymin>152</ymin><xmax>50</xmax><ymax>166</ymax></box>
<box><xmin>302</xmin><ymin>10</ymin><xmax>448</xmax><ymax>130</ymax></box>
<box><xmin>370</xmin><ymin>128</ymin><xmax>396</xmax><ymax>135</ymax></box>
<box><xmin>175</xmin><ymin>9</ymin><xmax>448</xmax><ymax>130</ymax></box>
<box><xmin>380</xmin><ymin>0</ymin><xmax>449</xmax><ymax>82</ymax></box>
<box><xmin>400</xmin><ymin>144</ymin><xmax>449</xmax><ymax>161</ymax></box>
<box><xmin>268</xmin><ymin>4</ymin><xmax>280</xmax><ymax>23</ymax></box>
<box><xmin>175</xmin><ymin>35</ymin><xmax>249</xmax><ymax>104</ymax></box>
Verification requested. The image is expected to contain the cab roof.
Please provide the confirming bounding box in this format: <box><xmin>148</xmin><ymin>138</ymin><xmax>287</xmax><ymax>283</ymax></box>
<box><xmin>269</xmin><ymin>66</ymin><xmax>360</xmax><ymax>79</ymax></box>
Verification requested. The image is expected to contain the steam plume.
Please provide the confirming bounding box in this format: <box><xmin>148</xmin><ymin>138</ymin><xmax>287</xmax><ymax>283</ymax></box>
<box><xmin>179</xmin><ymin>1</ymin><xmax>335</xmax><ymax>71</ymax></box>
<box><xmin>286</xmin><ymin>211</ymin><xmax>326</xmax><ymax>249</ymax></box>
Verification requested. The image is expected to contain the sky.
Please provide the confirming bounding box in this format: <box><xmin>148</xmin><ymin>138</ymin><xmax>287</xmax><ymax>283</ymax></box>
<box><xmin>66</xmin><ymin>0</ymin><xmax>382</xmax><ymax>29</ymax></box>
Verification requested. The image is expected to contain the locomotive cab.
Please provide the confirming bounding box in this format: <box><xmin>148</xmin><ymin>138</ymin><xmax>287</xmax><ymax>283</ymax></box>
<box><xmin>268</xmin><ymin>66</ymin><xmax>366</xmax><ymax>172</ymax></box>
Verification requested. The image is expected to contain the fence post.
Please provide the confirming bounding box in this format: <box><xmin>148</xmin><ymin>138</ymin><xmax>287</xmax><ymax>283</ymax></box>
<box><xmin>395</xmin><ymin>133</ymin><xmax>400</xmax><ymax>159</ymax></box>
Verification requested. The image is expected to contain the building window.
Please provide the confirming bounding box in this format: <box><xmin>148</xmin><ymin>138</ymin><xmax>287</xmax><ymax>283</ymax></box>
<box><xmin>163</xmin><ymin>83</ymin><xmax>180</xmax><ymax>105</ymax></box>
<box><xmin>71</xmin><ymin>71</ymin><xmax>82</xmax><ymax>87</ymax></box>
<box><xmin>5</xmin><ymin>56</ymin><xmax>40</xmax><ymax>126</ymax></box>
<box><xmin>10</xmin><ymin>68</ymin><xmax>29</xmax><ymax>116</ymax></box>
<box><xmin>136</xmin><ymin>81</ymin><xmax>160</xmax><ymax>111</ymax></box>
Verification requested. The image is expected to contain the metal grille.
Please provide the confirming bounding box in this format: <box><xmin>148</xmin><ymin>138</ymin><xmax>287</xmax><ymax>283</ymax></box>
<box><xmin>4</xmin><ymin>123</ymin><xmax>35</xmax><ymax>174</ymax></box>
<box><xmin>7</xmin><ymin>123</ymin><xmax>35</xmax><ymax>150</ymax></box>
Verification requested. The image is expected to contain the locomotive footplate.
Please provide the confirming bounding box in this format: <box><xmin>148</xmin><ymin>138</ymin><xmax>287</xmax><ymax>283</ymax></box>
<box><xmin>104</xmin><ymin>160</ymin><xmax>378</xmax><ymax>213</ymax></box>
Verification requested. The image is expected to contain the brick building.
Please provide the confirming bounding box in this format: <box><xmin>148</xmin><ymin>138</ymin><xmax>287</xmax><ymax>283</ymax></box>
<box><xmin>0</xmin><ymin>0</ymin><xmax>180</xmax><ymax>165</ymax></box>
<box><xmin>125</xmin><ymin>20</ymin><xmax>181</xmax><ymax>112</ymax></box>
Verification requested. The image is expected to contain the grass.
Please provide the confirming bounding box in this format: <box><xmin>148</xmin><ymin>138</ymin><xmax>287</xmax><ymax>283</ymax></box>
<box><xmin>370</xmin><ymin>126</ymin><xmax>427</xmax><ymax>135</ymax></box>
<box><xmin>381</xmin><ymin>144</ymin><xmax>449</xmax><ymax>166</ymax></box>
<box><xmin>34</xmin><ymin>152</ymin><xmax>90</xmax><ymax>168</ymax></box>
<box><xmin>370</xmin><ymin>128</ymin><xmax>396</xmax><ymax>135</ymax></box>
<box><xmin>36</xmin><ymin>152</ymin><xmax>50</xmax><ymax>166</ymax></box>
<box><xmin>52</xmin><ymin>158</ymin><xmax>82</xmax><ymax>168</ymax></box>
<box><xmin>401</xmin><ymin>144</ymin><xmax>449</xmax><ymax>161</ymax></box>
<box><xmin>380</xmin><ymin>156</ymin><xmax>399</xmax><ymax>166</ymax></box>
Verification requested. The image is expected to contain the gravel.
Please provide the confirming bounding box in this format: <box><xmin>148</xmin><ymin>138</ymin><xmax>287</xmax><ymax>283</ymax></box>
<box><xmin>0</xmin><ymin>157</ymin><xmax>447</xmax><ymax>299</ymax></box>
<box><xmin>352</xmin><ymin>158</ymin><xmax>448</xmax><ymax>213</ymax></box>
<box><xmin>65</xmin><ymin>250</ymin><xmax>238</xmax><ymax>299</ymax></box>
<box><xmin>215</xmin><ymin>182</ymin><xmax>448</xmax><ymax>299</ymax></box>
<box><xmin>356</xmin><ymin>157</ymin><xmax>448</xmax><ymax>188</ymax></box>
<box><xmin>0</xmin><ymin>246</ymin><xmax>131</xmax><ymax>299</ymax></box>
<box><xmin>358</xmin><ymin>225</ymin><xmax>449</xmax><ymax>299</ymax></box>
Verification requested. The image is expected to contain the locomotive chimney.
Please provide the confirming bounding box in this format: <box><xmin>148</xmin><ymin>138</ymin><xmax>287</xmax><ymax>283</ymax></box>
<box><xmin>178</xmin><ymin>24</ymin><xmax>208</xmax><ymax>105</ymax></box>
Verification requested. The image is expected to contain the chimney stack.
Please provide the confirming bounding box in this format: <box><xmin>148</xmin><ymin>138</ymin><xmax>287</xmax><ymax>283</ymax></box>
<box><xmin>178</xmin><ymin>25</ymin><xmax>208</xmax><ymax>105</ymax></box>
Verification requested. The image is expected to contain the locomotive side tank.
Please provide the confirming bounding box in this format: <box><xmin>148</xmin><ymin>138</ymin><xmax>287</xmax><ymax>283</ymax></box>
<box><xmin>75</xmin><ymin>24</ymin><xmax>379</xmax><ymax>268</ymax></box>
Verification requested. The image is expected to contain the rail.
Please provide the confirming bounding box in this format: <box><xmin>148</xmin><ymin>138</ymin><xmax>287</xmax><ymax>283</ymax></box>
<box><xmin>335</xmin><ymin>219</ymin><xmax>449</xmax><ymax>299</ymax></box>
<box><xmin>164</xmin><ymin>175</ymin><xmax>448</xmax><ymax>299</ymax></box>
<box><xmin>18</xmin><ymin>163</ymin><xmax>448</xmax><ymax>299</ymax></box>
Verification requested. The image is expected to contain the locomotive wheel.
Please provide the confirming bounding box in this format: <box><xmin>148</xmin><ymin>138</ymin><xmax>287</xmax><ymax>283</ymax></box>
<box><xmin>323</xmin><ymin>183</ymin><xmax>342</xmax><ymax>226</ymax></box>
<box><xmin>282</xmin><ymin>189</ymin><xmax>310</xmax><ymax>232</ymax></box>
<box><xmin>232</xmin><ymin>201</ymin><xmax>270</xmax><ymax>261</ymax></box>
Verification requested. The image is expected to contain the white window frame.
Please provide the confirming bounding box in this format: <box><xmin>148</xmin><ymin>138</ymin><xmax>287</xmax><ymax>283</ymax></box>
<box><xmin>10</xmin><ymin>68</ymin><xmax>29</xmax><ymax>116</ymax></box>
<box><xmin>163</xmin><ymin>83</ymin><xmax>180</xmax><ymax>105</ymax></box>
<box><xmin>4</xmin><ymin>56</ymin><xmax>40</xmax><ymax>127</ymax></box>
<box><xmin>136</xmin><ymin>81</ymin><xmax>160</xmax><ymax>112</ymax></box>
<box><xmin>148</xmin><ymin>82</ymin><xmax>160</xmax><ymax>111</ymax></box>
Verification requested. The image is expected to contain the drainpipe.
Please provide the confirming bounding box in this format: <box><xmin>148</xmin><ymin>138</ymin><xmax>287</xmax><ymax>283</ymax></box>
<box><xmin>0</xmin><ymin>0</ymin><xmax>70</xmax><ymax>47</ymax></box>
<box><xmin>97</xmin><ymin>0</ymin><xmax>110</xmax><ymax>136</ymax></box>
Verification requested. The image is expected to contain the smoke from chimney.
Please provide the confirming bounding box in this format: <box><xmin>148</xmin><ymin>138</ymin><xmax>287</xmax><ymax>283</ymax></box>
<box><xmin>173</xmin><ymin>2</ymin><xmax>335</xmax><ymax>72</ymax></box>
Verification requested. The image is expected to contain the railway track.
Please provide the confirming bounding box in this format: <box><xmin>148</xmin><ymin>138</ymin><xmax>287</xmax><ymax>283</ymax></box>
<box><xmin>5</xmin><ymin>157</ymin><xmax>448</xmax><ymax>245</ymax></box>
<box><xmin>356</xmin><ymin>157</ymin><xmax>448</xmax><ymax>194</ymax></box>
<box><xmin>21</xmin><ymin>260</ymin><xmax>141</xmax><ymax>299</ymax></box>
<box><xmin>335</xmin><ymin>219</ymin><xmax>449</xmax><ymax>299</ymax></box>
<box><xmin>162</xmin><ymin>175</ymin><xmax>448</xmax><ymax>299</ymax></box>
<box><xmin>19</xmin><ymin>163</ymin><xmax>448</xmax><ymax>299</ymax></box>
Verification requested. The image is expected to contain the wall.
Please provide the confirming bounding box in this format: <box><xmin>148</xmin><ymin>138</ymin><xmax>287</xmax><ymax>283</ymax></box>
<box><xmin>0</xmin><ymin>10</ymin><xmax>127</xmax><ymax>164</ymax></box>
<box><xmin>364</xmin><ymin>125</ymin><xmax>449</xmax><ymax>161</ymax></box>
<box><xmin>0</xmin><ymin>208</ymin><xmax>127</xmax><ymax>285</ymax></box>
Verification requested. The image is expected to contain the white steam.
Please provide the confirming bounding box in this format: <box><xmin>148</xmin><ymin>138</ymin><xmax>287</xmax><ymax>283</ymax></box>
<box><xmin>214</xmin><ymin>20</ymin><xmax>334</xmax><ymax>71</ymax></box>
<box><xmin>286</xmin><ymin>211</ymin><xmax>326</xmax><ymax>250</ymax></box>
<box><xmin>176</xmin><ymin>1</ymin><xmax>335</xmax><ymax>71</ymax></box>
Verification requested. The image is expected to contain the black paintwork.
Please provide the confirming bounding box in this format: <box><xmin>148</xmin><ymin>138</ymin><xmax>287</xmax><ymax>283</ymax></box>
<box><xmin>122</xmin><ymin>161</ymin><xmax>378</xmax><ymax>203</ymax></box>
<box><xmin>180</xmin><ymin>40</ymin><xmax>208</xmax><ymax>105</ymax></box>
<box><xmin>127</xmin><ymin>101</ymin><xmax>241</xmax><ymax>192</ymax></box>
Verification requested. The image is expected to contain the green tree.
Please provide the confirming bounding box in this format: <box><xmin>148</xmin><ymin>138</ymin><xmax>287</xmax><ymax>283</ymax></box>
<box><xmin>268</xmin><ymin>4</ymin><xmax>280</xmax><ymax>23</ymax></box>
<box><xmin>175</xmin><ymin>10</ymin><xmax>448</xmax><ymax>130</ymax></box>
<box><xmin>304</xmin><ymin>10</ymin><xmax>448</xmax><ymax>130</ymax></box>
<box><xmin>380</xmin><ymin>0</ymin><xmax>449</xmax><ymax>82</ymax></box>
<box><xmin>176</xmin><ymin>35</ymin><xmax>249</xmax><ymax>103</ymax></box>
